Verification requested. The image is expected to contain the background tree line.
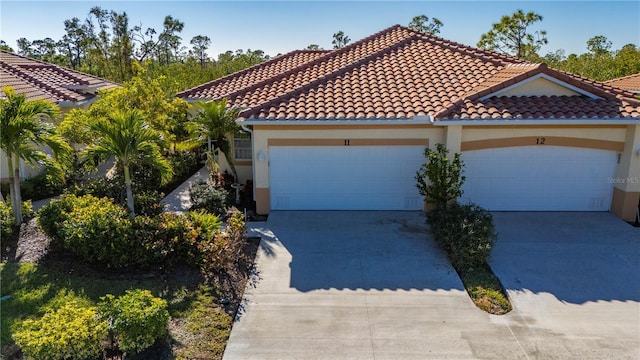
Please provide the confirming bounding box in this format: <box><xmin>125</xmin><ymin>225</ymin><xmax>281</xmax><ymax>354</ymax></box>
<box><xmin>1</xmin><ymin>7</ymin><xmax>639</xmax><ymax>90</ymax></box>
<box><xmin>0</xmin><ymin>6</ymin><xmax>270</xmax><ymax>87</ymax></box>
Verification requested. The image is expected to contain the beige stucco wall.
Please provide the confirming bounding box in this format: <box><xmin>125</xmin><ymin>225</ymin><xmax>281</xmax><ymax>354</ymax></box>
<box><xmin>461</xmin><ymin>125</ymin><xmax>627</xmax><ymax>143</ymax></box>
<box><xmin>214</xmin><ymin>150</ymin><xmax>252</xmax><ymax>184</ymax></box>
<box><xmin>248</xmin><ymin>122</ymin><xmax>637</xmax><ymax>220</ymax></box>
<box><xmin>611</xmin><ymin>125</ymin><xmax>640</xmax><ymax>221</ymax></box>
<box><xmin>499</xmin><ymin>77</ymin><xmax>581</xmax><ymax>97</ymax></box>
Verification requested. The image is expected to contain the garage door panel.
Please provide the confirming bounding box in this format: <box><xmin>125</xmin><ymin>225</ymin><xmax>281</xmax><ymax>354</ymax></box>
<box><xmin>461</xmin><ymin>146</ymin><xmax>616</xmax><ymax>211</ymax></box>
<box><xmin>270</xmin><ymin>146</ymin><xmax>424</xmax><ymax>210</ymax></box>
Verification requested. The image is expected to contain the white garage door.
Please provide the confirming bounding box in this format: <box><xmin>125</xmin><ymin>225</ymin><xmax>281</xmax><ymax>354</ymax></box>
<box><xmin>269</xmin><ymin>146</ymin><xmax>425</xmax><ymax>210</ymax></box>
<box><xmin>460</xmin><ymin>146</ymin><xmax>617</xmax><ymax>211</ymax></box>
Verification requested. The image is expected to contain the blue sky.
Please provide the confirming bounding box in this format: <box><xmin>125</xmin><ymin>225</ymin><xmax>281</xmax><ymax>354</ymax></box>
<box><xmin>1</xmin><ymin>1</ymin><xmax>639</xmax><ymax>58</ymax></box>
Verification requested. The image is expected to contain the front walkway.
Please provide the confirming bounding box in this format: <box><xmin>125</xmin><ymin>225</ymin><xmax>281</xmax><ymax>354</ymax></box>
<box><xmin>161</xmin><ymin>166</ymin><xmax>208</xmax><ymax>213</ymax></box>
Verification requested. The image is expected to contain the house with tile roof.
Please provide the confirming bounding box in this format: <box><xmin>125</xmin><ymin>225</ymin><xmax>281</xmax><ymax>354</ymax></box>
<box><xmin>178</xmin><ymin>25</ymin><xmax>640</xmax><ymax>222</ymax></box>
<box><xmin>606</xmin><ymin>73</ymin><xmax>640</xmax><ymax>94</ymax></box>
<box><xmin>1</xmin><ymin>50</ymin><xmax>119</xmax><ymax>180</ymax></box>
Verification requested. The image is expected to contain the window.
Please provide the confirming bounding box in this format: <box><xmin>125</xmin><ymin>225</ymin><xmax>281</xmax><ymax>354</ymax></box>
<box><xmin>233</xmin><ymin>133</ymin><xmax>252</xmax><ymax>161</ymax></box>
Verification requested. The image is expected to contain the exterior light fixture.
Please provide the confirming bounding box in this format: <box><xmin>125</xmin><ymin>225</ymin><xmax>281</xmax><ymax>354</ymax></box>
<box><xmin>257</xmin><ymin>150</ymin><xmax>265</xmax><ymax>162</ymax></box>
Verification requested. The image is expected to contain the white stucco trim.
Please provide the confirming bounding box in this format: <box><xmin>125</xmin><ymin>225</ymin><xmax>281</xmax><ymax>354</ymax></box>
<box><xmin>479</xmin><ymin>73</ymin><xmax>602</xmax><ymax>100</ymax></box>
<box><xmin>433</xmin><ymin>118</ymin><xmax>640</xmax><ymax>126</ymax></box>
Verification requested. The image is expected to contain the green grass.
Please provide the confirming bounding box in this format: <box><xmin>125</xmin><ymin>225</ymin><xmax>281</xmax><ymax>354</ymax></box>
<box><xmin>0</xmin><ymin>263</ymin><xmax>234</xmax><ymax>359</ymax></box>
<box><xmin>458</xmin><ymin>263</ymin><xmax>512</xmax><ymax>315</ymax></box>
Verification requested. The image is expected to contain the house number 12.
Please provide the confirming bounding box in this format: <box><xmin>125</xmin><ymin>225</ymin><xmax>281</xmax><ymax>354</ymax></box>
<box><xmin>536</xmin><ymin>137</ymin><xmax>546</xmax><ymax>145</ymax></box>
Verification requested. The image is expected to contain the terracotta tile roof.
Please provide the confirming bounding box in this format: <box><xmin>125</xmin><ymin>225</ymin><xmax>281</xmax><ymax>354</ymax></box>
<box><xmin>177</xmin><ymin>50</ymin><xmax>330</xmax><ymax>100</ymax></box>
<box><xmin>605</xmin><ymin>73</ymin><xmax>640</xmax><ymax>93</ymax></box>
<box><xmin>177</xmin><ymin>25</ymin><xmax>640</xmax><ymax>121</ymax></box>
<box><xmin>436</xmin><ymin>95</ymin><xmax>640</xmax><ymax>120</ymax></box>
<box><xmin>0</xmin><ymin>50</ymin><xmax>118</xmax><ymax>104</ymax></box>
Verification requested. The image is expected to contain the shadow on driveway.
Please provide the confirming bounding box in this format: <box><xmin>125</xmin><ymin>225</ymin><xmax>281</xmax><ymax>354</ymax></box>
<box><xmin>255</xmin><ymin>211</ymin><xmax>463</xmax><ymax>293</ymax></box>
<box><xmin>490</xmin><ymin>212</ymin><xmax>640</xmax><ymax>304</ymax></box>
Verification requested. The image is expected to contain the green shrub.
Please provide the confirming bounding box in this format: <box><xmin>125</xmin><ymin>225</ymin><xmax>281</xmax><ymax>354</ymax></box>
<box><xmin>189</xmin><ymin>180</ymin><xmax>230</xmax><ymax>215</ymax></box>
<box><xmin>133</xmin><ymin>190</ymin><xmax>166</xmax><ymax>217</ymax></box>
<box><xmin>198</xmin><ymin>212</ymin><xmax>246</xmax><ymax>275</ymax></box>
<box><xmin>1</xmin><ymin>200</ymin><xmax>18</xmax><ymax>240</ymax></box>
<box><xmin>428</xmin><ymin>203</ymin><xmax>497</xmax><ymax>269</ymax></box>
<box><xmin>99</xmin><ymin>289</ymin><xmax>170</xmax><ymax>355</ymax></box>
<box><xmin>38</xmin><ymin>194</ymin><xmax>143</xmax><ymax>268</ymax></box>
<box><xmin>187</xmin><ymin>209</ymin><xmax>222</xmax><ymax>241</ymax></box>
<box><xmin>167</xmin><ymin>150</ymin><xmax>200</xmax><ymax>185</ymax></box>
<box><xmin>133</xmin><ymin>212</ymin><xmax>197</xmax><ymax>268</ymax></box>
<box><xmin>13</xmin><ymin>296</ymin><xmax>108</xmax><ymax>360</ymax></box>
<box><xmin>37</xmin><ymin>195</ymin><xmax>77</xmax><ymax>240</ymax></box>
<box><xmin>416</xmin><ymin>143</ymin><xmax>465</xmax><ymax>209</ymax></box>
<box><xmin>20</xmin><ymin>173</ymin><xmax>66</xmax><ymax>201</ymax></box>
<box><xmin>68</xmin><ymin>178</ymin><xmax>165</xmax><ymax>217</ymax></box>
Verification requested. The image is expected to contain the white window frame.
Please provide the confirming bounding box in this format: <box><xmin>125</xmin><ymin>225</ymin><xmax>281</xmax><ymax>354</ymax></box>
<box><xmin>233</xmin><ymin>133</ymin><xmax>252</xmax><ymax>161</ymax></box>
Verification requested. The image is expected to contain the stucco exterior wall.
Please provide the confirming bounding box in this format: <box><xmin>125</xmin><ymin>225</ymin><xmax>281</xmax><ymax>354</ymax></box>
<box><xmin>461</xmin><ymin>125</ymin><xmax>627</xmax><ymax>143</ymax></box>
<box><xmin>499</xmin><ymin>77</ymin><xmax>581</xmax><ymax>97</ymax></box>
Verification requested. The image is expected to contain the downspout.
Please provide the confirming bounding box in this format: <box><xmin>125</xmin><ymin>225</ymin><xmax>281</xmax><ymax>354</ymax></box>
<box><xmin>240</xmin><ymin>124</ymin><xmax>256</xmax><ymax>203</ymax></box>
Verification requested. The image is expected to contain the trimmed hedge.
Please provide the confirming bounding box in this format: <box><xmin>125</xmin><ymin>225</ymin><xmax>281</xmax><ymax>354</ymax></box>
<box><xmin>189</xmin><ymin>180</ymin><xmax>230</xmax><ymax>216</ymax></box>
<box><xmin>13</xmin><ymin>291</ymin><xmax>108</xmax><ymax>360</ymax></box>
<box><xmin>38</xmin><ymin>194</ymin><xmax>225</xmax><ymax>270</ymax></box>
<box><xmin>99</xmin><ymin>289</ymin><xmax>170</xmax><ymax>355</ymax></box>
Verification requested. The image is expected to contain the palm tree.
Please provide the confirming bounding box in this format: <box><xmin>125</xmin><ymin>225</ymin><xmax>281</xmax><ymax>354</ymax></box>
<box><xmin>0</xmin><ymin>86</ymin><xmax>71</xmax><ymax>223</ymax></box>
<box><xmin>85</xmin><ymin>110</ymin><xmax>173</xmax><ymax>217</ymax></box>
<box><xmin>188</xmin><ymin>99</ymin><xmax>242</xmax><ymax>182</ymax></box>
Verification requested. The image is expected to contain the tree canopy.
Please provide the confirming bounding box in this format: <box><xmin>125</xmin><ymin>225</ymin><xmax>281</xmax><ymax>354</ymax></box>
<box><xmin>477</xmin><ymin>9</ymin><xmax>548</xmax><ymax>60</ymax></box>
<box><xmin>0</xmin><ymin>86</ymin><xmax>71</xmax><ymax>222</ymax></box>
<box><xmin>408</xmin><ymin>15</ymin><xmax>443</xmax><ymax>35</ymax></box>
<box><xmin>332</xmin><ymin>31</ymin><xmax>351</xmax><ymax>49</ymax></box>
<box><xmin>4</xmin><ymin>7</ymin><xmax>270</xmax><ymax>88</ymax></box>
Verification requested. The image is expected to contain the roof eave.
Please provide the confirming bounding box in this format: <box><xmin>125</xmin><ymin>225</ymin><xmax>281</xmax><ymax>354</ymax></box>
<box><xmin>433</xmin><ymin>118</ymin><xmax>640</xmax><ymax>126</ymax></box>
<box><xmin>237</xmin><ymin>115</ymin><xmax>433</xmax><ymax>126</ymax></box>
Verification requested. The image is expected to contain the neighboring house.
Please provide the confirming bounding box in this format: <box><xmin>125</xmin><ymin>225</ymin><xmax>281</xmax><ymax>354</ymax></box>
<box><xmin>178</xmin><ymin>25</ymin><xmax>640</xmax><ymax>222</ymax></box>
<box><xmin>0</xmin><ymin>50</ymin><xmax>118</xmax><ymax>181</ymax></box>
<box><xmin>606</xmin><ymin>73</ymin><xmax>640</xmax><ymax>95</ymax></box>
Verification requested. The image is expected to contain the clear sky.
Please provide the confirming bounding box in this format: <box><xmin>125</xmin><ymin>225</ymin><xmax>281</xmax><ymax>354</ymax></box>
<box><xmin>1</xmin><ymin>0</ymin><xmax>639</xmax><ymax>58</ymax></box>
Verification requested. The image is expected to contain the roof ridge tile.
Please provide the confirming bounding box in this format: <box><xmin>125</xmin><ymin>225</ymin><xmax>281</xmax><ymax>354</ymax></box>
<box><xmin>240</xmin><ymin>31</ymin><xmax>421</xmax><ymax>118</ymax></box>
<box><xmin>176</xmin><ymin>49</ymin><xmax>330</xmax><ymax>98</ymax></box>
<box><xmin>203</xmin><ymin>25</ymin><xmax>413</xmax><ymax>104</ymax></box>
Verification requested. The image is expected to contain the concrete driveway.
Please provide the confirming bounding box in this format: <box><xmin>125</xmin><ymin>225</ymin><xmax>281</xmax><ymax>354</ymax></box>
<box><xmin>225</xmin><ymin>211</ymin><xmax>539</xmax><ymax>359</ymax></box>
<box><xmin>224</xmin><ymin>211</ymin><xmax>639</xmax><ymax>359</ymax></box>
<box><xmin>490</xmin><ymin>212</ymin><xmax>640</xmax><ymax>360</ymax></box>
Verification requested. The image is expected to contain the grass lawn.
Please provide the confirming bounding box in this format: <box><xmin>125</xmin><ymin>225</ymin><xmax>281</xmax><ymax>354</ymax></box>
<box><xmin>0</xmin><ymin>260</ymin><xmax>248</xmax><ymax>359</ymax></box>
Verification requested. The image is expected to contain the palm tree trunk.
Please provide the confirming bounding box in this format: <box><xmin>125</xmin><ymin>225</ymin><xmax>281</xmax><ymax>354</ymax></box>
<box><xmin>8</xmin><ymin>153</ymin><xmax>23</xmax><ymax>223</ymax></box>
<box><xmin>123</xmin><ymin>165</ymin><xmax>135</xmax><ymax>218</ymax></box>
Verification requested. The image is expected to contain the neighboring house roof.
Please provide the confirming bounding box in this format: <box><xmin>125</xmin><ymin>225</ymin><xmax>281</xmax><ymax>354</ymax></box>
<box><xmin>605</xmin><ymin>73</ymin><xmax>640</xmax><ymax>94</ymax></box>
<box><xmin>177</xmin><ymin>25</ymin><xmax>640</xmax><ymax>121</ymax></box>
<box><xmin>0</xmin><ymin>50</ymin><xmax>118</xmax><ymax>105</ymax></box>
